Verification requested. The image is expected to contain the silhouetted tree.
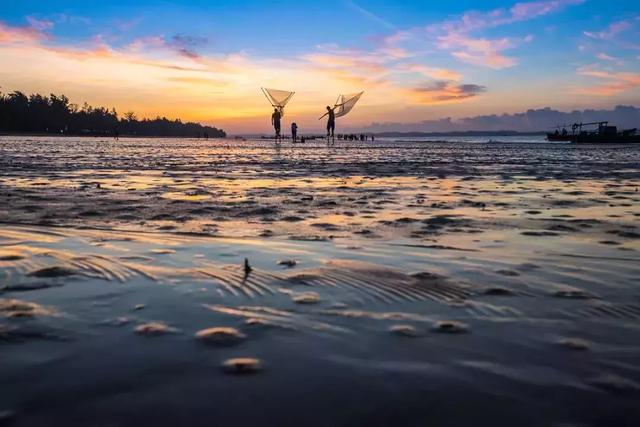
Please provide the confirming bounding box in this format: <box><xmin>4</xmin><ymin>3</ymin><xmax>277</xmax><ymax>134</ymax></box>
<box><xmin>0</xmin><ymin>90</ymin><xmax>226</xmax><ymax>137</ymax></box>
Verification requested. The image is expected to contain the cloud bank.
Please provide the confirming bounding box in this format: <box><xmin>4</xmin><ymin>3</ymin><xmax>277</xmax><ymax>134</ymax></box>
<box><xmin>363</xmin><ymin>105</ymin><xmax>640</xmax><ymax>133</ymax></box>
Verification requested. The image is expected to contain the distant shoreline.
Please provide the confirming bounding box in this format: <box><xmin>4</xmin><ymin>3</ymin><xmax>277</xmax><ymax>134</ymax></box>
<box><xmin>235</xmin><ymin>131</ymin><xmax>548</xmax><ymax>139</ymax></box>
<box><xmin>1</xmin><ymin>130</ymin><xmax>548</xmax><ymax>139</ymax></box>
<box><xmin>370</xmin><ymin>130</ymin><xmax>547</xmax><ymax>137</ymax></box>
<box><xmin>0</xmin><ymin>132</ymin><xmax>226</xmax><ymax>139</ymax></box>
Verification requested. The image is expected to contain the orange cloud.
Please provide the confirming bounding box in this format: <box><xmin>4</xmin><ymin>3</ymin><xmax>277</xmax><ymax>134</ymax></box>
<box><xmin>575</xmin><ymin>67</ymin><xmax>640</xmax><ymax>96</ymax></box>
<box><xmin>410</xmin><ymin>81</ymin><xmax>486</xmax><ymax>103</ymax></box>
<box><xmin>0</xmin><ymin>21</ymin><xmax>48</xmax><ymax>43</ymax></box>
<box><xmin>46</xmin><ymin>44</ymin><xmax>115</xmax><ymax>60</ymax></box>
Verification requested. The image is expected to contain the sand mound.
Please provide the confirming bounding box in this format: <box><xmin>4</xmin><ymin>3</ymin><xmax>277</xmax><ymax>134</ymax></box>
<box><xmin>389</xmin><ymin>324</ymin><xmax>421</xmax><ymax>337</ymax></box>
<box><xmin>195</xmin><ymin>327</ymin><xmax>246</xmax><ymax>345</ymax></box>
<box><xmin>134</xmin><ymin>322</ymin><xmax>177</xmax><ymax>336</ymax></box>
<box><xmin>221</xmin><ymin>357</ymin><xmax>263</xmax><ymax>374</ymax></box>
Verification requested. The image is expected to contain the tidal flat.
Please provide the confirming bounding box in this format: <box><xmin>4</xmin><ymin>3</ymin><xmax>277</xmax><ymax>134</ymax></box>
<box><xmin>1</xmin><ymin>137</ymin><xmax>639</xmax><ymax>426</ymax></box>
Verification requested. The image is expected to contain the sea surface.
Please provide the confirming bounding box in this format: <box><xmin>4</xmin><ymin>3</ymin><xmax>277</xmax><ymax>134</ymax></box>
<box><xmin>377</xmin><ymin>134</ymin><xmax>550</xmax><ymax>144</ymax></box>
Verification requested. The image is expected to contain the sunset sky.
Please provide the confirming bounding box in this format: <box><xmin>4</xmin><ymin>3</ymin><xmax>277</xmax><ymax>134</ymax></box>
<box><xmin>1</xmin><ymin>0</ymin><xmax>639</xmax><ymax>133</ymax></box>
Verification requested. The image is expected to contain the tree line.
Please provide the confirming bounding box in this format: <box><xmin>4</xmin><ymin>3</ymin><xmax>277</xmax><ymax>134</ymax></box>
<box><xmin>0</xmin><ymin>91</ymin><xmax>226</xmax><ymax>138</ymax></box>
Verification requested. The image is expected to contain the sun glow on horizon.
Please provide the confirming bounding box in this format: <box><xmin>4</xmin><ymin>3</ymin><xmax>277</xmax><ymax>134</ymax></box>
<box><xmin>1</xmin><ymin>0</ymin><xmax>639</xmax><ymax>133</ymax></box>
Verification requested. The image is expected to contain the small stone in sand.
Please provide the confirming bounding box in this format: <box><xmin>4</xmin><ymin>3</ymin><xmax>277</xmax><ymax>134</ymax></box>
<box><xmin>389</xmin><ymin>324</ymin><xmax>420</xmax><ymax>337</ymax></box>
<box><xmin>195</xmin><ymin>327</ymin><xmax>246</xmax><ymax>345</ymax></box>
<box><xmin>222</xmin><ymin>357</ymin><xmax>263</xmax><ymax>374</ymax></box>
<box><xmin>292</xmin><ymin>292</ymin><xmax>321</xmax><ymax>304</ymax></box>
<box><xmin>278</xmin><ymin>259</ymin><xmax>298</xmax><ymax>268</ymax></box>
<box><xmin>557</xmin><ymin>337</ymin><xmax>590</xmax><ymax>351</ymax></box>
<box><xmin>431</xmin><ymin>320</ymin><xmax>468</xmax><ymax>334</ymax></box>
<box><xmin>151</xmin><ymin>248</ymin><xmax>176</xmax><ymax>254</ymax></box>
<box><xmin>134</xmin><ymin>322</ymin><xmax>176</xmax><ymax>336</ymax></box>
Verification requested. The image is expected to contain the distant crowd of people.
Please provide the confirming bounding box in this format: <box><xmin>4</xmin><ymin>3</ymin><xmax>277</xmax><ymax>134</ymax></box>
<box><xmin>336</xmin><ymin>133</ymin><xmax>374</xmax><ymax>141</ymax></box>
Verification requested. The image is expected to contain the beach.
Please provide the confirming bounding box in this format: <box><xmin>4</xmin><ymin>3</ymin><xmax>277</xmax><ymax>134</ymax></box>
<box><xmin>1</xmin><ymin>136</ymin><xmax>640</xmax><ymax>426</ymax></box>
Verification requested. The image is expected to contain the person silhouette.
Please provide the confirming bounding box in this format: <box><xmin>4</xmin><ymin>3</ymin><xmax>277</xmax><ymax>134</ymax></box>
<box><xmin>271</xmin><ymin>108</ymin><xmax>282</xmax><ymax>142</ymax></box>
<box><xmin>291</xmin><ymin>122</ymin><xmax>298</xmax><ymax>142</ymax></box>
<box><xmin>325</xmin><ymin>106</ymin><xmax>335</xmax><ymax>138</ymax></box>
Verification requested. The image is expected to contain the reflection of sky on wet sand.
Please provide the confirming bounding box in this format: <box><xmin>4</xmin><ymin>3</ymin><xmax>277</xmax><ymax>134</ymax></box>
<box><xmin>2</xmin><ymin>137</ymin><xmax>640</xmax><ymax>425</ymax></box>
<box><xmin>0</xmin><ymin>137</ymin><xmax>638</xmax><ymax>249</ymax></box>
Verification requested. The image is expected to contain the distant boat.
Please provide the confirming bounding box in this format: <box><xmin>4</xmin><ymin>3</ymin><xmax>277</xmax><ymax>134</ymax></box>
<box><xmin>546</xmin><ymin>128</ymin><xmax>574</xmax><ymax>141</ymax></box>
<box><xmin>547</xmin><ymin>122</ymin><xmax>640</xmax><ymax>143</ymax></box>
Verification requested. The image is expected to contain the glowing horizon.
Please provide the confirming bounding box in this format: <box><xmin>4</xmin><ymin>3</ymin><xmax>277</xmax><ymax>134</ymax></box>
<box><xmin>1</xmin><ymin>0</ymin><xmax>639</xmax><ymax>133</ymax></box>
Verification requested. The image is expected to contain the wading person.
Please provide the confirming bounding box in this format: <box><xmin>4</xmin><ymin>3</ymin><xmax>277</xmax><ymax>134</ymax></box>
<box><xmin>271</xmin><ymin>108</ymin><xmax>282</xmax><ymax>142</ymax></box>
<box><xmin>319</xmin><ymin>106</ymin><xmax>335</xmax><ymax>140</ymax></box>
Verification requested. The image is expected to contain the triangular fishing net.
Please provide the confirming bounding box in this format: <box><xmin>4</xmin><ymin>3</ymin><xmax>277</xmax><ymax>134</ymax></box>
<box><xmin>335</xmin><ymin>92</ymin><xmax>363</xmax><ymax>118</ymax></box>
<box><xmin>262</xmin><ymin>88</ymin><xmax>295</xmax><ymax>109</ymax></box>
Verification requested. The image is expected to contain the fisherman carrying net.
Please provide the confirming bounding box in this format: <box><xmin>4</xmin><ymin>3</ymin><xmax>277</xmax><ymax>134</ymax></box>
<box><xmin>262</xmin><ymin>88</ymin><xmax>294</xmax><ymax>143</ymax></box>
<box><xmin>325</xmin><ymin>106</ymin><xmax>335</xmax><ymax>138</ymax></box>
<box><xmin>271</xmin><ymin>107</ymin><xmax>282</xmax><ymax>141</ymax></box>
<box><xmin>319</xmin><ymin>92</ymin><xmax>364</xmax><ymax>141</ymax></box>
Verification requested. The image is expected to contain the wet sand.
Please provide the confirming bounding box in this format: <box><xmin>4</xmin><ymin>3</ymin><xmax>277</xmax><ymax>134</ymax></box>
<box><xmin>1</xmin><ymin>137</ymin><xmax>640</xmax><ymax>426</ymax></box>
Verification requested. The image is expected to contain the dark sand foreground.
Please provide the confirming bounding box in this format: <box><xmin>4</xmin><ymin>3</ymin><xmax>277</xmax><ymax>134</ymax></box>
<box><xmin>1</xmin><ymin>137</ymin><xmax>640</xmax><ymax>426</ymax></box>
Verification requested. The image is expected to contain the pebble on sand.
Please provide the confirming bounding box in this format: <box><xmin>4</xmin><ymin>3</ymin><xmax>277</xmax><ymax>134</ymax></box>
<box><xmin>195</xmin><ymin>327</ymin><xmax>246</xmax><ymax>345</ymax></box>
<box><xmin>431</xmin><ymin>320</ymin><xmax>468</xmax><ymax>334</ymax></box>
<box><xmin>277</xmin><ymin>259</ymin><xmax>298</xmax><ymax>267</ymax></box>
<box><xmin>222</xmin><ymin>357</ymin><xmax>263</xmax><ymax>374</ymax></box>
<box><xmin>134</xmin><ymin>322</ymin><xmax>176</xmax><ymax>336</ymax></box>
<box><xmin>151</xmin><ymin>248</ymin><xmax>176</xmax><ymax>254</ymax></box>
<box><xmin>292</xmin><ymin>292</ymin><xmax>321</xmax><ymax>304</ymax></box>
<box><xmin>389</xmin><ymin>324</ymin><xmax>420</xmax><ymax>337</ymax></box>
